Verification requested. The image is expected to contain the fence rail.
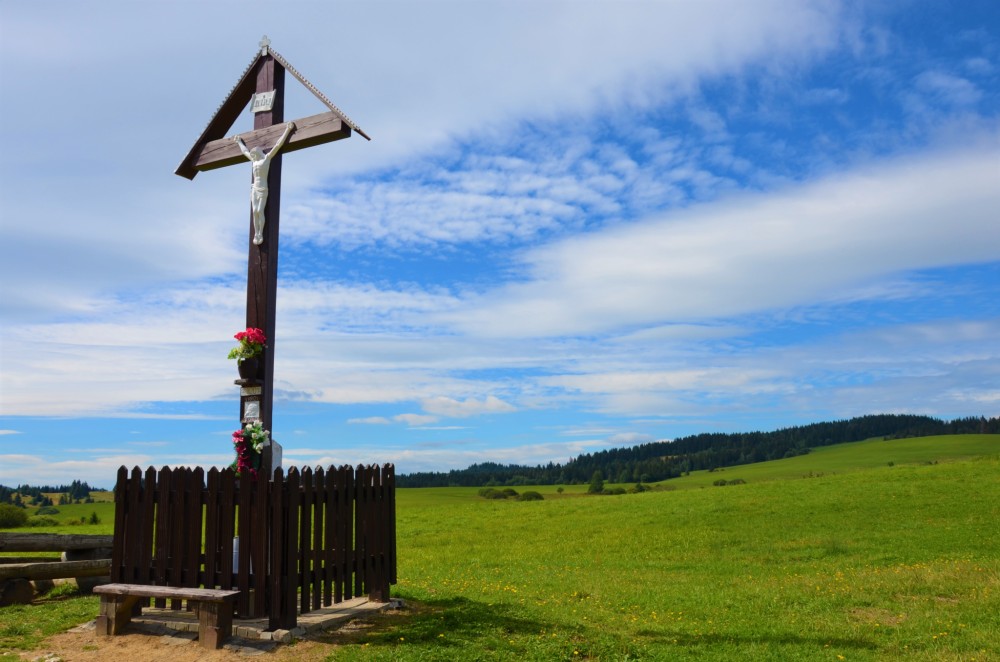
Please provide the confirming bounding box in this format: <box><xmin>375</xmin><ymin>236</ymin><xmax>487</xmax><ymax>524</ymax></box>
<box><xmin>109</xmin><ymin>464</ymin><xmax>396</xmax><ymax>629</ymax></box>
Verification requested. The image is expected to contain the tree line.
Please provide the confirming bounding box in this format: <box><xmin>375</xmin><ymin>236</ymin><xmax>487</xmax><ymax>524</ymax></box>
<box><xmin>0</xmin><ymin>480</ymin><xmax>97</xmax><ymax>508</ymax></box>
<box><xmin>396</xmin><ymin>414</ymin><xmax>1000</xmax><ymax>488</ymax></box>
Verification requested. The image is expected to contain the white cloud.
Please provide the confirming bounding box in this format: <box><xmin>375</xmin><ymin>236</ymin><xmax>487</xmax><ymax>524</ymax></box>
<box><xmin>1</xmin><ymin>0</ymin><xmax>842</xmax><ymax>322</ymax></box>
<box><xmin>421</xmin><ymin>395</ymin><xmax>517</xmax><ymax>418</ymax></box>
<box><xmin>348</xmin><ymin>417</ymin><xmax>391</xmax><ymax>425</ymax></box>
<box><xmin>284</xmin><ymin>437</ymin><xmax>626</xmax><ymax>474</ymax></box>
<box><xmin>3</xmin><ymin>144</ymin><xmax>996</xmax><ymax>421</ymax></box>
<box><xmin>441</xmin><ymin>143</ymin><xmax>1000</xmax><ymax>337</ymax></box>
<box><xmin>394</xmin><ymin>413</ymin><xmax>440</xmax><ymax>426</ymax></box>
<box><xmin>915</xmin><ymin>70</ymin><xmax>983</xmax><ymax>106</ymax></box>
<box><xmin>0</xmin><ymin>454</ymin><xmax>152</xmax><ymax>489</ymax></box>
<box><xmin>348</xmin><ymin>413</ymin><xmax>440</xmax><ymax>427</ymax></box>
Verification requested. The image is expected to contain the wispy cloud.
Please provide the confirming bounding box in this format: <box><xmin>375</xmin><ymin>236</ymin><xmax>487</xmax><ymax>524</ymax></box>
<box><xmin>442</xmin><ymin>143</ymin><xmax>1000</xmax><ymax>337</ymax></box>
<box><xmin>422</xmin><ymin>396</ymin><xmax>517</xmax><ymax>418</ymax></box>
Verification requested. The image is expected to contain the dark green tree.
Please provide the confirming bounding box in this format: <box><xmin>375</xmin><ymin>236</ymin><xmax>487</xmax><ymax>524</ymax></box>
<box><xmin>588</xmin><ymin>470</ymin><xmax>604</xmax><ymax>494</ymax></box>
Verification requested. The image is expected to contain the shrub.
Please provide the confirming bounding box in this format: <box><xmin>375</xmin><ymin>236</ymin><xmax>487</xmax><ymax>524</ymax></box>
<box><xmin>0</xmin><ymin>503</ymin><xmax>29</xmax><ymax>528</ymax></box>
<box><xmin>501</xmin><ymin>488</ymin><xmax>519</xmax><ymax>498</ymax></box>
<box><xmin>518</xmin><ymin>491</ymin><xmax>543</xmax><ymax>502</ymax></box>
<box><xmin>36</xmin><ymin>506</ymin><xmax>60</xmax><ymax>516</ymax></box>
<box><xmin>88</xmin><ymin>512</ymin><xmax>100</xmax><ymax>525</ymax></box>
<box><xmin>27</xmin><ymin>516</ymin><xmax>60</xmax><ymax>527</ymax></box>
<box><xmin>606</xmin><ymin>487</ymin><xmax>627</xmax><ymax>495</ymax></box>
<box><xmin>478</xmin><ymin>488</ymin><xmax>507</xmax><ymax>499</ymax></box>
<box><xmin>713</xmin><ymin>479</ymin><xmax>728</xmax><ymax>486</ymax></box>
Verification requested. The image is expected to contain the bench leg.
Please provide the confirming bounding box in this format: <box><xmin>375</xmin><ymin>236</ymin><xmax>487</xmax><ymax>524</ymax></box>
<box><xmin>96</xmin><ymin>596</ymin><xmax>140</xmax><ymax>636</ymax></box>
<box><xmin>194</xmin><ymin>601</ymin><xmax>233</xmax><ymax>649</ymax></box>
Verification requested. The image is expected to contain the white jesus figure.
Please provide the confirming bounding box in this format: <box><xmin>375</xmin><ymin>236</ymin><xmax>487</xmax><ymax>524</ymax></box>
<box><xmin>234</xmin><ymin>121</ymin><xmax>295</xmax><ymax>245</ymax></box>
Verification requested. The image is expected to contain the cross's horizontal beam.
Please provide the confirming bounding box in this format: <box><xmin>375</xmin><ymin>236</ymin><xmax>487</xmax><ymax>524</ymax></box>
<box><xmin>176</xmin><ymin>111</ymin><xmax>352</xmax><ymax>179</ymax></box>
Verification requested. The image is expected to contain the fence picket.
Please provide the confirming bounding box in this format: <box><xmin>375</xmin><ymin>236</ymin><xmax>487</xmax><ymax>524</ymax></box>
<box><xmin>204</xmin><ymin>468</ymin><xmax>220</xmax><ymax>588</ymax></box>
<box><xmin>184</xmin><ymin>468</ymin><xmax>204</xmax><ymax>590</ymax></box>
<box><xmin>387</xmin><ymin>465</ymin><xmax>397</xmax><ymax>585</ymax></box>
<box><xmin>153</xmin><ymin>466</ymin><xmax>171</xmax><ymax>607</ymax></box>
<box><xmin>324</xmin><ymin>467</ymin><xmax>337</xmax><ymax>606</ymax></box>
<box><xmin>219</xmin><ymin>469</ymin><xmax>235</xmax><ymax>591</ymax></box>
<box><xmin>312</xmin><ymin>467</ymin><xmax>325</xmax><ymax>610</ymax></box>
<box><xmin>299</xmin><ymin>466</ymin><xmax>313</xmax><ymax>614</ymax></box>
<box><xmin>268</xmin><ymin>468</ymin><xmax>285</xmax><ymax>631</ymax></box>
<box><xmin>251</xmin><ymin>469</ymin><xmax>269</xmax><ymax>617</ymax></box>
<box><xmin>236</xmin><ymin>468</ymin><xmax>254</xmax><ymax>617</ymax></box>
<box><xmin>342</xmin><ymin>465</ymin><xmax>354</xmax><ymax>601</ymax></box>
<box><xmin>110</xmin><ymin>466</ymin><xmax>128</xmax><ymax>583</ymax></box>
<box><xmin>283</xmin><ymin>468</ymin><xmax>300</xmax><ymax>628</ymax></box>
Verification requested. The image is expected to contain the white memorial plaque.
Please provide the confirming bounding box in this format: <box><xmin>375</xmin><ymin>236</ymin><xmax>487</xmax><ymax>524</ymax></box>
<box><xmin>251</xmin><ymin>90</ymin><xmax>276</xmax><ymax>113</ymax></box>
<box><xmin>243</xmin><ymin>400</ymin><xmax>260</xmax><ymax>421</ymax></box>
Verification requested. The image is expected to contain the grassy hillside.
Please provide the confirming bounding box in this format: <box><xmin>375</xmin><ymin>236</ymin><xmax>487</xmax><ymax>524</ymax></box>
<box><xmin>396</xmin><ymin>434</ymin><xmax>1000</xmax><ymax>502</ymax></box>
<box><xmin>662</xmin><ymin>433</ymin><xmax>1000</xmax><ymax>490</ymax></box>
<box><xmin>380</xmin><ymin>456</ymin><xmax>1000</xmax><ymax>661</ymax></box>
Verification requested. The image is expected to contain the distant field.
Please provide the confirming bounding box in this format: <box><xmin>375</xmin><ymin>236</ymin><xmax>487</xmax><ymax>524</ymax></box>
<box><xmin>396</xmin><ymin>434</ymin><xmax>1000</xmax><ymax>504</ymax></box>
<box><xmin>661</xmin><ymin>433</ymin><xmax>1000</xmax><ymax>490</ymax></box>
<box><xmin>2</xmin><ymin>435</ymin><xmax>998</xmax><ymax>660</ymax></box>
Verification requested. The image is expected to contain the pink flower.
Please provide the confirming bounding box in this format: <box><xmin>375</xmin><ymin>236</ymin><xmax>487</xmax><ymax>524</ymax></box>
<box><xmin>228</xmin><ymin>327</ymin><xmax>267</xmax><ymax>361</ymax></box>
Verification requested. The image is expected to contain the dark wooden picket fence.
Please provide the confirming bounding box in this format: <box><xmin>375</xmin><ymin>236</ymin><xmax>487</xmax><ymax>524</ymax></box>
<box><xmin>109</xmin><ymin>464</ymin><xmax>396</xmax><ymax>630</ymax></box>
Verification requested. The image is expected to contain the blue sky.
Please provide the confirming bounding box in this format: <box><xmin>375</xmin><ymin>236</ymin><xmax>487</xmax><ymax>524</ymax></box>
<box><xmin>1</xmin><ymin>1</ymin><xmax>998</xmax><ymax>488</ymax></box>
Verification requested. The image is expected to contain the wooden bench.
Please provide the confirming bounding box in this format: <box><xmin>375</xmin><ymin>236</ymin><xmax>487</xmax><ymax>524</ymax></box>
<box><xmin>93</xmin><ymin>583</ymin><xmax>240</xmax><ymax>649</ymax></box>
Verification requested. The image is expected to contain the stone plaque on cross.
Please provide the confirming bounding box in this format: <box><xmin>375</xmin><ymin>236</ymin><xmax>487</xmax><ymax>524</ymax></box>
<box><xmin>176</xmin><ymin>37</ymin><xmax>369</xmax><ymax>476</ymax></box>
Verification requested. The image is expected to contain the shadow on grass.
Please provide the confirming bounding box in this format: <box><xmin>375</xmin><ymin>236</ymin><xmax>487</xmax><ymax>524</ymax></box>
<box><xmin>313</xmin><ymin>596</ymin><xmax>553</xmax><ymax>650</ymax></box>
<box><xmin>310</xmin><ymin>596</ymin><xmax>881</xmax><ymax>658</ymax></box>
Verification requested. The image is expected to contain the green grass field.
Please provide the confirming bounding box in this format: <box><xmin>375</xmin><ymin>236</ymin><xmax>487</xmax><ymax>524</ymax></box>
<box><xmin>2</xmin><ymin>434</ymin><xmax>998</xmax><ymax>660</ymax></box>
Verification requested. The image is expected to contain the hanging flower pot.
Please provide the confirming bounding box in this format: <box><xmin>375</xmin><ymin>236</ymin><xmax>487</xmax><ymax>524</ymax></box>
<box><xmin>237</xmin><ymin>357</ymin><xmax>259</xmax><ymax>380</ymax></box>
<box><xmin>228</xmin><ymin>327</ymin><xmax>266</xmax><ymax>381</ymax></box>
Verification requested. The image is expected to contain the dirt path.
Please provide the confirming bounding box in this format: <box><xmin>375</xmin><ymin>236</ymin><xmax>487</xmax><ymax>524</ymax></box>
<box><xmin>19</xmin><ymin>629</ymin><xmax>337</xmax><ymax>661</ymax></box>
<box><xmin>16</xmin><ymin>607</ymin><xmax>404</xmax><ymax>662</ymax></box>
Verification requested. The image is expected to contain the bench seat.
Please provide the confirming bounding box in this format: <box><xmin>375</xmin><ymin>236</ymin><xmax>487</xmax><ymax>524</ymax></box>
<box><xmin>94</xmin><ymin>583</ymin><xmax>240</xmax><ymax>649</ymax></box>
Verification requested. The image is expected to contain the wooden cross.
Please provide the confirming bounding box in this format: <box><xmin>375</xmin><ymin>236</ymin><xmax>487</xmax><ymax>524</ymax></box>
<box><xmin>176</xmin><ymin>37</ymin><xmax>368</xmax><ymax>473</ymax></box>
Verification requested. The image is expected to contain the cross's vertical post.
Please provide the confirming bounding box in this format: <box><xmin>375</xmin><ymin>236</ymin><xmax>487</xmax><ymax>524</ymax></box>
<box><xmin>243</xmin><ymin>50</ymin><xmax>284</xmax><ymax>474</ymax></box>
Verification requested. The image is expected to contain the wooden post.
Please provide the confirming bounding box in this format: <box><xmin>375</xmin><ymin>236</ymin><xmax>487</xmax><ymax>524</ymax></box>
<box><xmin>241</xmin><ymin>54</ymin><xmax>284</xmax><ymax>469</ymax></box>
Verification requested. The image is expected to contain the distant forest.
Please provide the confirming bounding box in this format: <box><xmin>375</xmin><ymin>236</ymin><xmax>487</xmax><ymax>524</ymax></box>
<box><xmin>0</xmin><ymin>480</ymin><xmax>97</xmax><ymax>508</ymax></box>
<box><xmin>397</xmin><ymin>414</ymin><xmax>1000</xmax><ymax>488</ymax></box>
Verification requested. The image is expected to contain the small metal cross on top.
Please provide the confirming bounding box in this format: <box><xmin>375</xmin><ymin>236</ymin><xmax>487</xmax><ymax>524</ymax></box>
<box><xmin>175</xmin><ymin>37</ymin><xmax>369</xmax><ymax>475</ymax></box>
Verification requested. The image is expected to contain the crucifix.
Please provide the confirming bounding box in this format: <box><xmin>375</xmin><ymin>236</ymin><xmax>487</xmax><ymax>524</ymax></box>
<box><xmin>176</xmin><ymin>36</ymin><xmax>369</xmax><ymax>475</ymax></box>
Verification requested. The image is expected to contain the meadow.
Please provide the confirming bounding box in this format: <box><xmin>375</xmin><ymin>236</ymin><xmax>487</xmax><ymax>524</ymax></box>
<box><xmin>2</xmin><ymin>434</ymin><xmax>998</xmax><ymax>660</ymax></box>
